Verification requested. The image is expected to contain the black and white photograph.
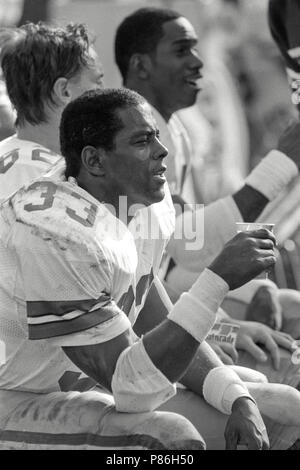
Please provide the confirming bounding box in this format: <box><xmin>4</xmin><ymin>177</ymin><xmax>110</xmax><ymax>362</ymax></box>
<box><xmin>0</xmin><ymin>0</ymin><xmax>300</xmax><ymax>455</ymax></box>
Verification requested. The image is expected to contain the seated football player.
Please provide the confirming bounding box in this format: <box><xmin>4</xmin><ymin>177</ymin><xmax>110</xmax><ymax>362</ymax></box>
<box><xmin>0</xmin><ymin>21</ymin><xmax>105</xmax><ymax>202</ymax></box>
<box><xmin>2</xmin><ymin>88</ymin><xmax>300</xmax><ymax>450</ymax></box>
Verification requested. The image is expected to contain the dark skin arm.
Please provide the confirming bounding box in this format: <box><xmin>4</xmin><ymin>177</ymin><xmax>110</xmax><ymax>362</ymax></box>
<box><xmin>62</xmin><ymin>230</ymin><xmax>275</xmax><ymax>449</ymax></box>
<box><xmin>63</xmin><ymin>229</ymin><xmax>276</xmax><ymax>393</ymax></box>
<box><xmin>134</xmin><ymin>276</ymin><xmax>269</xmax><ymax>450</ymax></box>
<box><xmin>232</xmin><ymin>185</ymin><xmax>269</xmax><ymax>222</ymax></box>
<box><xmin>220</xmin><ymin>120</ymin><xmax>300</xmax><ymax>222</ymax></box>
<box><xmin>134</xmin><ymin>276</ymin><xmax>224</xmax><ymax>395</ymax></box>
<box><xmin>63</xmin><ymin>319</ymin><xmax>199</xmax><ymax>391</ymax></box>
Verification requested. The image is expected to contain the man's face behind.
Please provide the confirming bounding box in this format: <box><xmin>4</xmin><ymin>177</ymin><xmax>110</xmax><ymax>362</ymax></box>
<box><xmin>103</xmin><ymin>103</ymin><xmax>168</xmax><ymax>208</ymax></box>
<box><xmin>148</xmin><ymin>17</ymin><xmax>203</xmax><ymax>115</ymax></box>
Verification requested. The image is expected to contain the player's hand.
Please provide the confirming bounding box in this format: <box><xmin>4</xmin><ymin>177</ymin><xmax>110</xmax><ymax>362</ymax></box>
<box><xmin>235</xmin><ymin>321</ymin><xmax>294</xmax><ymax>370</ymax></box>
<box><xmin>209</xmin><ymin>230</ymin><xmax>276</xmax><ymax>290</ymax></box>
<box><xmin>225</xmin><ymin>397</ymin><xmax>269</xmax><ymax>450</ymax></box>
<box><xmin>206</xmin><ymin>341</ymin><xmax>239</xmax><ymax>365</ymax></box>
<box><xmin>245</xmin><ymin>285</ymin><xmax>282</xmax><ymax>331</ymax></box>
<box><xmin>277</xmin><ymin>120</ymin><xmax>300</xmax><ymax>170</ymax></box>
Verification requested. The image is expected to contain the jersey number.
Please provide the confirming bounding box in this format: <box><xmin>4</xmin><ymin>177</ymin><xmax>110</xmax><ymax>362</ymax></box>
<box><xmin>0</xmin><ymin>148</ymin><xmax>59</xmax><ymax>174</ymax></box>
<box><xmin>24</xmin><ymin>181</ymin><xmax>97</xmax><ymax>227</ymax></box>
<box><xmin>0</xmin><ymin>149</ymin><xmax>19</xmax><ymax>174</ymax></box>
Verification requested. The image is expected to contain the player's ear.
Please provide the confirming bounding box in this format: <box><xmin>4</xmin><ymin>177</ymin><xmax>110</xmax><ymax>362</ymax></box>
<box><xmin>81</xmin><ymin>146</ymin><xmax>105</xmax><ymax>176</ymax></box>
<box><xmin>128</xmin><ymin>53</ymin><xmax>152</xmax><ymax>80</ymax></box>
<box><xmin>52</xmin><ymin>77</ymin><xmax>71</xmax><ymax>106</ymax></box>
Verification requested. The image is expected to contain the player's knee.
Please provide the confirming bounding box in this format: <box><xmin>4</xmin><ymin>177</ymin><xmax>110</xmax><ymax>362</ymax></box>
<box><xmin>152</xmin><ymin>411</ymin><xmax>206</xmax><ymax>450</ymax></box>
<box><xmin>72</xmin><ymin>391</ymin><xmax>114</xmax><ymax>432</ymax></box>
<box><xmin>281</xmin><ymin>384</ymin><xmax>300</xmax><ymax>407</ymax></box>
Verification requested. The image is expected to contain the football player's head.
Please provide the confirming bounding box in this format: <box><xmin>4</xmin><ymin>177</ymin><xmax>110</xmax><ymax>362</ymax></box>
<box><xmin>0</xmin><ymin>22</ymin><xmax>104</xmax><ymax>127</ymax></box>
<box><xmin>115</xmin><ymin>7</ymin><xmax>203</xmax><ymax>120</ymax></box>
<box><xmin>60</xmin><ymin>88</ymin><xmax>168</xmax><ymax>208</ymax></box>
<box><xmin>268</xmin><ymin>0</ymin><xmax>300</xmax><ymax>113</ymax></box>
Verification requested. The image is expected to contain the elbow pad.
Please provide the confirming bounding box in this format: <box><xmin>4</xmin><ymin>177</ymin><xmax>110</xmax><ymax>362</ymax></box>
<box><xmin>111</xmin><ymin>339</ymin><xmax>176</xmax><ymax>413</ymax></box>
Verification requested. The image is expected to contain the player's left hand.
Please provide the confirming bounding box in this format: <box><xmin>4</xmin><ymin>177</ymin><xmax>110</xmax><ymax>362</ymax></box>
<box><xmin>225</xmin><ymin>397</ymin><xmax>269</xmax><ymax>450</ymax></box>
<box><xmin>235</xmin><ymin>321</ymin><xmax>294</xmax><ymax>370</ymax></box>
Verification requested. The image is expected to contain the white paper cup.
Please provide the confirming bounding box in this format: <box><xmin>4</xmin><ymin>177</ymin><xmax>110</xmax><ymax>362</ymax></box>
<box><xmin>236</xmin><ymin>222</ymin><xmax>275</xmax><ymax>233</ymax></box>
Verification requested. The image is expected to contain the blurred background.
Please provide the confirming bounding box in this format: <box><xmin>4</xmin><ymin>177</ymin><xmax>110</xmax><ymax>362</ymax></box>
<box><xmin>0</xmin><ymin>0</ymin><xmax>299</xmax><ymax>289</ymax></box>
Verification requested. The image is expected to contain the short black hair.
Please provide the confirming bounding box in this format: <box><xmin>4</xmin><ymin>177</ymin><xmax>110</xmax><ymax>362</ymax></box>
<box><xmin>115</xmin><ymin>7</ymin><xmax>181</xmax><ymax>81</ymax></box>
<box><xmin>60</xmin><ymin>88</ymin><xmax>146</xmax><ymax>178</ymax></box>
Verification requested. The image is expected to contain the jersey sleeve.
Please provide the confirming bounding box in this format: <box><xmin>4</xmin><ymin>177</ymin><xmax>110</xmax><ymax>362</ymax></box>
<box><xmin>9</xmin><ymin>214</ymin><xmax>131</xmax><ymax>346</ymax></box>
<box><xmin>0</xmin><ymin>142</ymin><xmax>63</xmax><ymax>202</ymax></box>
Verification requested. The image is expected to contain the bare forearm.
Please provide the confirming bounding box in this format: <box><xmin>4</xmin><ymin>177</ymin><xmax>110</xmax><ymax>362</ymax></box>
<box><xmin>179</xmin><ymin>340</ymin><xmax>224</xmax><ymax>396</ymax></box>
<box><xmin>232</xmin><ymin>184</ymin><xmax>269</xmax><ymax>222</ymax></box>
<box><xmin>136</xmin><ymin>277</ymin><xmax>223</xmax><ymax>384</ymax></box>
<box><xmin>142</xmin><ymin>319</ymin><xmax>200</xmax><ymax>383</ymax></box>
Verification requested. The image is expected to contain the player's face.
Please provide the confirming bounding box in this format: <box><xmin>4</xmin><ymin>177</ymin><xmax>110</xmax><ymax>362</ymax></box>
<box><xmin>68</xmin><ymin>47</ymin><xmax>104</xmax><ymax>98</ymax></box>
<box><xmin>147</xmin><ymin>17</ymin><xmax>203</xmax><ymax>116</ymax></box>
<box><xmin>103</xmin><ymin>103</ymin><xmax>168</xmax><ymax>207</ymax></box>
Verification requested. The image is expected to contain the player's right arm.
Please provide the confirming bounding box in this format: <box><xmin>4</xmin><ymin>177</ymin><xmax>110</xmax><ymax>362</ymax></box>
<box><xmin>61</xmin><ymin>229</ymin><xmax>273</xmax><ymax>450</ymax></box>
<box><xmin>54</xmin><ymin>229</ymin><xmax>276</xmax><ymax>409</ymax></box>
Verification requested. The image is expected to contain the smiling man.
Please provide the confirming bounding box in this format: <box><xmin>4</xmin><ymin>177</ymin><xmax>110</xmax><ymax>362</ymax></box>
<box><xmin>115</xmin><ymin>8</ymin><xmax>202</xmax><ymax>198</ymax></box>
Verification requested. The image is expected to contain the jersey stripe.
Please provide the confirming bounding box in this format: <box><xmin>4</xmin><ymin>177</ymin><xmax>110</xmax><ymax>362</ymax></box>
<box><xmin>27</xmin><ymin>302</ymin><xmax>122</xmax><ymax>340</ymax></box>
<box><xmin>0</xmin><ymin>429</ymin><xmax>167</xmax><ymax>450</ymax></box>
<box><xmin>27</xmin><ymin>295</ymin><xmax>111</xmax><ymax>319</ymax></box>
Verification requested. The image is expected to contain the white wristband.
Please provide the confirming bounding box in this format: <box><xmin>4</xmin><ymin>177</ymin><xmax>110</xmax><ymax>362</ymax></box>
<box><xmin>245</xmin><ymin>150</ymin><xmax>298</xmax><ymax>201</ymax></box>
<box><xmin>203</xmin><ymin>366</ymin><xmax>255</xmax><ymax>414</ymax></box>
<box><xmin>167</xmin><ymin>269</ymin><xmax>229</xmax><ymax>344</ymax></box>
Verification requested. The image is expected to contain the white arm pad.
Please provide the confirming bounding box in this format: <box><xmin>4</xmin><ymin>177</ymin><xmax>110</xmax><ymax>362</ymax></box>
<box><xmin>111</xmin><ymin>339</ymin><xmax>176</xmax><ymax>413</ymax></box>
<box><xmin>245</xmin><ymin>150</ymin><xmax>298</xmax><ymax>201</ymax></box>
<box><xmin>203</xmin><ymin>366</ymin><xmax>256</xmax><ymax>415</ymax></box>
<box><xmin>167</xmin><ymin>269</ymin><xmax>229</xmax><ymax>344</ymax></box>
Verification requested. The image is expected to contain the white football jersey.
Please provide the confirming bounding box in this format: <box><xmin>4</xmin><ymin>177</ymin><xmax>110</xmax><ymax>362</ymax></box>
<box><xmin>0</xmin><ymin>135</ymin><xmax>62</xmax><ymax>202</ymax></box>
<box><xmin>151</xmin><ymin>106</ymin><xmax>195</xmax><ymax>202</ymax></box>
<box><xmin>0</xmin><ymin>166</ymin><xmax>175</xmax><ymax>392</ymax></box>
<box><xmin>0</xmin><ymin>137</ymin><xmax>66</xmax><ymax>392</ymax></box>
